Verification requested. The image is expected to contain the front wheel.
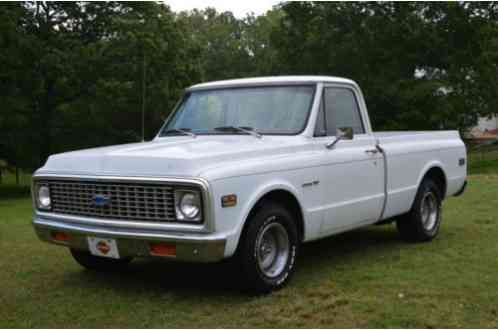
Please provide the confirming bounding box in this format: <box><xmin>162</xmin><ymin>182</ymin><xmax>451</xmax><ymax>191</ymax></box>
<box><xmin>70</xmin><ymin>248</ymin><xmax>133</xmax><ymax>271</ymax></box>
<box><xmin>396</xmin><ymin>178</ymin><xmax>442</xmax><ymax>242</ymax></box>
<box><xmin>238</xmin><ymin>202</ymin><xmax>299</xmax><ymax>293</ymax></box>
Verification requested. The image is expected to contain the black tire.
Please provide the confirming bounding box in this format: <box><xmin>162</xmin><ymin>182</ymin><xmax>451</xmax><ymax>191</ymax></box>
<box><xmin>238</xmin><ymin>202</ymin><xmax>299</xmax><ymax>294</ymax></box>
<box><xmin>70</xmin><ymin>248</ymin><xmax>132</xmax><ymax>272</ymax></box>
<box><xmin>396</xmin><ymin>178</ymin><xmax>442</xmax><ymax>242</ymax></box>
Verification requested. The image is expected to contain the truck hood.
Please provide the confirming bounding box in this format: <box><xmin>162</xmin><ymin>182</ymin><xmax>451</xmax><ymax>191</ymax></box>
<box><xmin>40</xmin><ymin>135</ymin><xmax>310</xmax><ymax>179</ymax></box>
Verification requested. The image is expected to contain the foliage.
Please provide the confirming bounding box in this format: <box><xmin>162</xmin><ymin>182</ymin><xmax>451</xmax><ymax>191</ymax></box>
<box><xmin>0</xmin><ymin>2</ymin><xmax>200</xmax><ymax>171</ymax></box>
<box><xmin>273</xmin><ymin>2</ymin><xmax>498</xmax><ymax>131</ymax></box>
<box><xmin>0</xmin><ymin>2</ymin><xmax>497</xmax><ymax>173</ymax></box>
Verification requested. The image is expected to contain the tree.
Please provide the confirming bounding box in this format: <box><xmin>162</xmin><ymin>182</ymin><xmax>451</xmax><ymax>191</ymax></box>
<box><xmin>0</xmin><ymin>1</ymin><xmax>496</xmax><ymax>178</ymax></box>
<box><xmin>0</xmin><ymin>3</ymin><xmax>37</xmax><ymax>175</ymax></box>
<box><xmin>0</xmin><ymin>2</ymin><xmax>201</xmax><ymax>174</ymax></box>
<box><xmin>272</xmin><ymin>2</ymin><xmax>498</xmax><ymax>132</ymax></box>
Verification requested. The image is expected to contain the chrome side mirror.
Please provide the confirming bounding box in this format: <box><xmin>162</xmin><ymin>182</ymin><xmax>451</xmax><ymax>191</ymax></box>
<box><xmin>326</xmin><ymin>127</ymin><xmax>354</xmax><ymax>149</ymax></box>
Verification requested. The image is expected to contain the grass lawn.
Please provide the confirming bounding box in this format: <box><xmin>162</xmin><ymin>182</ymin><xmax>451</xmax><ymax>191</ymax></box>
<box><xmin>1</xmin><ymin>172</ymin><xmax>498</xmax><ymax>327</ymax></box>
<box><xmin>468</xmin><ymin>144</ymin><xmax>498</xmax><ymax>175</ymax></box>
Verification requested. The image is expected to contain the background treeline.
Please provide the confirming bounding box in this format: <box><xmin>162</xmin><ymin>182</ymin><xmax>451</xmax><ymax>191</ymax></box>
<box><xmin>0</xmin><ymin>2</ymin><xmax>497</xmax><ymax>177</ymax></box>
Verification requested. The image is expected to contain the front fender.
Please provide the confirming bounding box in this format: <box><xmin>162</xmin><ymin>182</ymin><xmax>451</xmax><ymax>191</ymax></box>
<box><xmin>212</xmin><ymin>175</ymin><xmax>305</xmax><ymax>258</ymax></box>
<box><xmin>239</xmin><ymin>179</ymin><xmax>303</xmax><ymax>230</ymax></box>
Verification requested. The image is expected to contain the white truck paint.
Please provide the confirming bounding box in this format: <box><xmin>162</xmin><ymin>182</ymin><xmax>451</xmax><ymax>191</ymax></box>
<box><xmin>32</xmin><ymin>76</ymin><xmax>467</xmax><ymax>291</ymax></box>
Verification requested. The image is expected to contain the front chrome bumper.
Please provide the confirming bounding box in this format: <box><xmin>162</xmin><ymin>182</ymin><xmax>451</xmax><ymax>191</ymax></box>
<box><xmin>33</xmin><ymin>215</ymin><xmax>226</xmax><ymax>262</ymax></box>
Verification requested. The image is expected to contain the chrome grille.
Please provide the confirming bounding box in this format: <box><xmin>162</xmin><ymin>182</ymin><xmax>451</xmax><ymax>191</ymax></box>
<box><xmin>46</xmin><ymin>180</ymin><xmax>178</xmax><ymax>222</ymax></box>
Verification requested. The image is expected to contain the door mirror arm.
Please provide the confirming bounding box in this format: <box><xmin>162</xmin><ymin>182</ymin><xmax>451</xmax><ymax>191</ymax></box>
<box><xmin>326</xmin><ymin>127</ymin><xmax>354</xmax><ymax>149</ymax></box>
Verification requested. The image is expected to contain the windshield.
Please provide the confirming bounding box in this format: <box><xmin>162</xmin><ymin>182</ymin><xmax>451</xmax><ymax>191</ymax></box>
<box><xmin>160</xmin><ymin>85</ymin><xmax>315</xmax><ymax>136</ymax></box>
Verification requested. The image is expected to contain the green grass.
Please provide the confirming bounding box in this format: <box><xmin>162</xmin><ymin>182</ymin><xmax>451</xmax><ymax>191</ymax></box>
<box><xmin>1</xmin><ymin>171</ymin><xmax>498</xmax><ymax>327</ymax></box>
<box><xmin>468</xmin><ymin>145</ymin><xmax>498</xmax><ymax>175</ymax></box>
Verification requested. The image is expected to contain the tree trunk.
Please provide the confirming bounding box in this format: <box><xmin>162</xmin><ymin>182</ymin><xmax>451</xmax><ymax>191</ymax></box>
<box><xmin>39</xmin><ymin>79</ymin><xmax>55</xmax><ymax>165</ymax></box>
<box><xmin>15</xmin><ymin>166</ymin><xmax>19</xmax><ymax>185</ymax></box>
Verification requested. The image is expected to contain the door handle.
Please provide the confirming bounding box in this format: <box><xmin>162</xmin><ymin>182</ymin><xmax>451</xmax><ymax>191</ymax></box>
<box><xmin>365</xmin><ymin>149</ymin><xmax>379</xmax><ymax>154</ymax></box>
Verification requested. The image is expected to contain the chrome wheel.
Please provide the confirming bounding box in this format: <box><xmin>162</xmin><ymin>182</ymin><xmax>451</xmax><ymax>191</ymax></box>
<box><xmin>256</xmin><ymin>221</ymin><xmax>290</xmax><ymax>278</ymax></box>
<box><xmin>420</xmin><ymin>191</ymin><xmax>438</xmax><ymax>231</ymax></box>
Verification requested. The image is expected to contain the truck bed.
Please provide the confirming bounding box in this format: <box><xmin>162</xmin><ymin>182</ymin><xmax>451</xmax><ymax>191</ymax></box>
<box><xmin>372</xmin><ymin>130</ymin><xmax>466</xmax><ymax>220</ymax></box>
<box><xmin>373</xmin><ymin>130</ymin><xmax>461</xmax><ymax>142</ymax></box>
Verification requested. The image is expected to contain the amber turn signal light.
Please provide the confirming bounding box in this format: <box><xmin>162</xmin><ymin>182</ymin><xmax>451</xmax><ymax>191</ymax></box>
<box><xmin>150</xmin><ymin>242</ymin><xmax>176</xmax><ymax>257</ymax></box>
<box><xmin>51</xmin><ymin>231</ymin><xmax>69</xmax><ymax>242</ymax></box>
<box><xmin>221</xmin><ymin>194</ymin><xmax>237</xmax><ymax>207</ymax></box>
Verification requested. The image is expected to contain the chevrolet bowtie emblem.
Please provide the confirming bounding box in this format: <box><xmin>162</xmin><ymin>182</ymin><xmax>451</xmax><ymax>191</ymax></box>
<box><xmin>93</xmin><ymin>194</ymin><xmax>110</xmax><ymax>207</ymax></box>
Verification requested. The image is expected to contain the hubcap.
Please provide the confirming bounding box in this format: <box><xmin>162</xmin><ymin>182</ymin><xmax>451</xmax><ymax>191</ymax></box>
<box><xmin>256</xmin><ymin>221</ymin><xmax>290</xmax><ymax>278</ymax></box>
<box><xmin>421</xmin><ymin>191</ymin><xmax>438</xmax><ymax>231</ymax></box>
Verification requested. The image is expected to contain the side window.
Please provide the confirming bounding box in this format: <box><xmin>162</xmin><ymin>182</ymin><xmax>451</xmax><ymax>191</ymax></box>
<box><xmin>323</xmin><ymin>88</ymin><xmax>364</xmax><ymax>135</ymax></box>
<box><xmin>314</xmin><ymin>96</ymin><xmax>327</xmax><ymax>137</ymax></box>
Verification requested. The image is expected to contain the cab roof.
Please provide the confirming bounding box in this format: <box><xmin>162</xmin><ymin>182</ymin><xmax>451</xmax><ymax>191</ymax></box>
<box><xmin>187</xmin><ymin>76</ymin><xmax>357</xmax><ymax>91</ymax></box>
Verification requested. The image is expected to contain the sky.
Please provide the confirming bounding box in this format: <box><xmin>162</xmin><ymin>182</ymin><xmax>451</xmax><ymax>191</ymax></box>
<box><xmin>164</xmin><ymin>0</ymin><xmax>281</xmax><ymax>18</ymax></box>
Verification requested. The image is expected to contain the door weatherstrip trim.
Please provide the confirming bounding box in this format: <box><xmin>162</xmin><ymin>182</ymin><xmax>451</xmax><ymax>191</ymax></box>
<box><xmin>376</xmin><ymin>143</ymin><xmax>388</xmax><ymax>221</ymax></box>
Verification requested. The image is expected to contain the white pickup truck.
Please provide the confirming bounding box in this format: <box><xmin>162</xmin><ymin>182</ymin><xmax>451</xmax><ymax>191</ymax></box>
<box><xmin>32</xmin><ymin>76</ymin><xmax>467</xmax><ymax>292</ymax></box>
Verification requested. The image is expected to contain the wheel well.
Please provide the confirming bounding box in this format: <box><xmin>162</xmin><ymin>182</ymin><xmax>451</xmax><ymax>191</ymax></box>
<box><xmin>244</xmin><ymin>189</ymin><xmax>305</xmax><ymax>242</ymax></box>
<box><xmin>423</xmin><ymin>167</ymin><xmax>447</xmax><ymax>199</ymax></box>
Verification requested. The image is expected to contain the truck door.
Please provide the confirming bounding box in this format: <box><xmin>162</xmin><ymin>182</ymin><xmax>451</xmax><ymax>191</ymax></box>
<box><xmin>313</xmin><ymin>85</ymin><xmax>385</xmax><ymax>234</ymax></box>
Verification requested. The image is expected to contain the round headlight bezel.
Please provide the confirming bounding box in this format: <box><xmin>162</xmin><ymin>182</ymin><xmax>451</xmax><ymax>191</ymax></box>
<box><xmin>174</xmin><ymin>190</ymin><xmax>202</xmax><ymax>222</ymax></box>
<box><xmin>37</xmin><ymin>185</ymin><xmax>51</xmax><ymax>210</ymax></box>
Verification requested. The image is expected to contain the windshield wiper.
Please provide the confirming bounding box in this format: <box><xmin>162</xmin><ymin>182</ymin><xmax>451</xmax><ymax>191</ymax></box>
<box><xmin>161</xmin><ymin>128</ymin><xmax>197</xmax><ymax>138</ymax></box>
<box><xmin>213</xmin><ymin>126</ymin><xmax>262</xmax><ymax>139</ymax></box>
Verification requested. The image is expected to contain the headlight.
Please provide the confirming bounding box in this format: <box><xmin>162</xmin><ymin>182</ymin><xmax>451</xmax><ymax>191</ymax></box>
<box><xmin>174</xmin><ymin>190</ymin><xmax>202</xmax><ymax>222</ymax></box>
<box><xmin>37</xmin><ymin>185</ymin><xmax>51</xmax><ymax>210</ymax></box>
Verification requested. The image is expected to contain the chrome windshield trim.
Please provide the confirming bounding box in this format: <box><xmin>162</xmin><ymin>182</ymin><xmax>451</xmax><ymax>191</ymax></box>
<box><xmin>32</xmin><ymin>173</ymin><xmax>215</xmax><ymax>233</ymax></box>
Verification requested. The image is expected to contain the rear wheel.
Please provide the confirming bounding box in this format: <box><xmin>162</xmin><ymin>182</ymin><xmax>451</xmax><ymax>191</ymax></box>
<box><xmin>70</xmin><ymin>248</ymin><xmax>132</xmax><ymax>271</ymax></box>
<box><xmin>396</xmin><ymin>178</ymin><xmax>442</xmax><ymax>242</ymax></box>
<box><xmin>238</xmin><ymin>202</ymin><xmax>299</xmax><ymax>293</ymax></box>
